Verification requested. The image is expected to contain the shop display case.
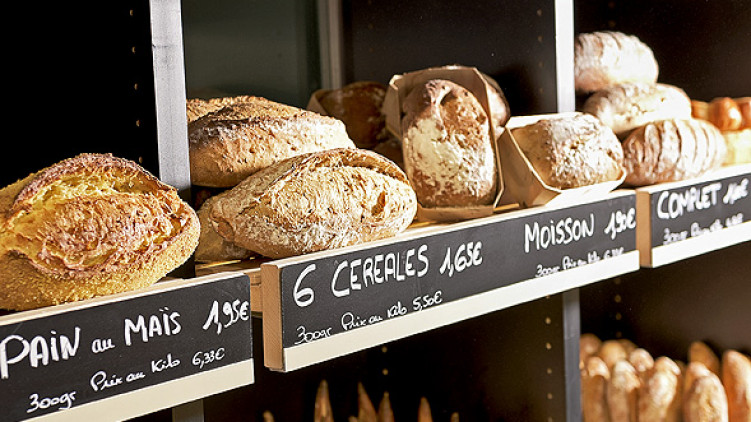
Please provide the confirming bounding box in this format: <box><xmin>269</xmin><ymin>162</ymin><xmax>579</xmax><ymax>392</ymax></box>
<box><xmin>1</xmin><ymin>1</ymin><xmax>748</xmax><ymax>421</ymax></box>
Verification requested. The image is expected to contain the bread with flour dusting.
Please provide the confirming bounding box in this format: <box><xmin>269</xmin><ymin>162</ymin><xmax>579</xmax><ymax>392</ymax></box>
<box><xmin>400</xmin><ymin>79</ymin><xmax>497</xmax><ymax>208</ymax></box>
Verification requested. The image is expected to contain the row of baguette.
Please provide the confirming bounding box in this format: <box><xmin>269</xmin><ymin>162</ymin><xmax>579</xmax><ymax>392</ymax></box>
<box><xmin>581</xmin><ymin>334</ymin><xmax>751</xmax><ymax>422</ymax></box>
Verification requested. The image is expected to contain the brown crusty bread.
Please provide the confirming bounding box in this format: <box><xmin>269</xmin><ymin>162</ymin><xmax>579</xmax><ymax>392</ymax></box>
<box><xmin>580</xmin><ymin>333</ymin><xmax>603</xmax><ymax>369</ymax></box>
<box><xmin>0</xmin><ymin>153</ymin><xmax>200</xmax><ymax>310</ymax></box>
<box><xmin>318</xmin><ymin>81</ymin><xmax>389</xmax><ymax>149</ymax></box>
<box><xmin>186</xmin><ymin>95</ymin><xmax>256</xmax><ymax>124</ymax></box>
<box><xmin>401</xmin><ymin>79</ymin><xmax>497</xmax><ymax>208</ymax></box>
<box><xmin>639</xmin><ymin>356</ymin><xmax>682</xmax><ymax>422</ymax></box>
<box><xmin>188</xmin><ymin>96</ymin><xmax>355</xmax><ymax>188</ymax></box>
<box><xmin>209</xmin><ymin>148</ymin><xmax>417</xmax><ymax>259</ymax></box>
<box><xmin>511</xmin><ymin>113</ymin><xmax>624</xmax><ymax>189</ymax></box>
<box><xmin>582</xmin><ymin>82</ymin><xmax>692</xmax><ymax>138</ymax></box>
<box><xmin>195</xmin><ymin>193</ymin><xmax>253</xmax><ymax>262</ymax></box>
<box><xmin>690</xmin><ymin>341</ymin><xmax>722</xmax><ymax>377</ymax></box>
<box><xmin>574</xmin><ymin>31</ymin><xmax>659</xmax><ymax>93</ymax></box>
<box><xmin>599</xmin><ymin>339</ymin><xmax>630</xmax><ymax>370</ymax></box>
<box><xmin>621</xmin><ymin>118</ymin><xmax>727</xmax><ymax>186</ymax></box>
<box><xmin>582</xmin><ymin>355</ymin><xmax>611</xmax><ymax>422</ymax></box>
<box><xmin>607</xmin><ymin>359</ymin><xmax>641</xmax><ymax>422</ymax></box>
<box><xmin>684</xmin><ymin>370</ymin><xmax>729</xmax><ymax>422</ymax></box>
<box><xmin>722</xmin><ymin>350</ymin><xmax>751</xmax><ymax>422</ymax></box>
<box><xmin>629</xmin><ymin>348</ymin><xmax>656</xmax><ymax>383</ymax></box>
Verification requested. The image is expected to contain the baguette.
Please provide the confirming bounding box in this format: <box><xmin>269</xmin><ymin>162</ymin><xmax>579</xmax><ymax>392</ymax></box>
<box><xmin>684</xmin><ymin>371</ymin><xmax>729</xmax><ymax>422</ymax></box>
<box><xmin>0</xmin><ymin>154</ymin><xmax>199</xmax><ymax>310</ymax></box>
<box><xmin>209</xmin><ymin>148</ymin><xmax>417</xmax><ymax>259</ymax></box>
<box><xmin>189</xmin><ymin>96</ymin><xmax>355</xmax><ymax>188</ymax></box>
<box><xmin>607</xmin><ymin>360</ymin><xmax>640</xmax><ymax>422</ymax></box>
<box><xmin>582</xmin><ymin>356</ymin><xmax>611</xmax><ymax>422</ymax></box>
<box><xmin>639</xmin><ymin>356</ymin><xmax>682</xmax><ymax>422</ymax></box>
<box><xmin>722</xmin><ymin>350</ymin><xmax>751</xmax><ymax>422</ymax></box>
<box><xmin>581</xmin><ymin>333</ymin><xmax>603</xmax><ymax>369</ymax></box>
<box><xmin>690</xmin><ymin>341</ymin><xmax>721</xmax><ymax>377</ymax></box>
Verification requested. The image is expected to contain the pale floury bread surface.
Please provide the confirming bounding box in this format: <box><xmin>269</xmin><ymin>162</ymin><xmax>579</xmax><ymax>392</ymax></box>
<box><xmin>401</xmin><ymin>79</ymin><xmax>497</xmax><ymax>208</ymax></box>
<box><xmin>209</xmin><ymin>148</ymin><xmax>417</xmax><ymax>259</ymax></box>
<box><xmin>575</xmin><ymin>31</ymin><xmax>659</xmax><ymax>93</ymax></box>
<box><xmin>189</xmin><ymin>96</ymin><xmax>355</xmax><ymax>188</ymax></box>
<box><xmin>582</xmin><ymin>82</ymin><xmax>692</xmax><ymax>137</ymax></box>
<box><xmin>195</xmin><ymin>193</ymin><xmax>253</xmax><ymax>262</ymax></box>
<box><xmin>621</xmin><ymin>118</ymin><xmax>727</xmax><ymax>186</ymax></box>
<box><xmin>0</xmin><ymin>154</ymin><xmax>200</xmax><ymax>310</ymax></box>
<box><xmin>722</xmin><ymin>350</ymin><xmax>751</xmax><ymax>422</ymax></box>
<box><xmin>511</xmin><ymin>113</ymin><xmax>624</xmax><ymax>189</ymax></box>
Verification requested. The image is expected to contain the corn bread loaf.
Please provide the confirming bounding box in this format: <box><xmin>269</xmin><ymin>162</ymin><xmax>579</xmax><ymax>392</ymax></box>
<box><xmin>209</xmin><ymin>148</ymin><xmax>417</xmax><ymax>259</ymax></box>
<box><xmin>0</xmin><ymin>154</ymin><xmax>199</xmax><ymax>310</ymax></box>
<box><xmin>401</xmin><ymin>79</ymin><xmax>497</xmax><ymax>208</ymax></box>
<box><xmin>189</xmin><ymin>96</ymin><xmax>355</xmax><ymax>188</ymax></box>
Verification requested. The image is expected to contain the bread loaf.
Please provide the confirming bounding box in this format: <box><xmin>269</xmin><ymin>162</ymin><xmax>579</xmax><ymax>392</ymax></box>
<box><xmin>607</xmin><ymin>360</ymin><xmax>640</xmax><ymax>422</ymax></box>
<box><xmin>629</xmin><ymin>348</ymin><xmax>655</xmax><ymax>383</ymax></box>
<box><xmin>581</xmin><ymin>333</ymin><xmax>603</xmax><ymax>368</ymax></box>
<box><xmin>318</xmin><ymin>81</ymin><xmax>389</xmax><ymax>149</ymax></box>
<box><xmin>574</xmin><ymin>31</ymin><xmax>659</xmax><ymax>93</ymax></box>
<box><xmin>737</xmin><ymin>97</ymin><xmax>751</xmax><ymax>129</ymax></box>
<box><xmin>722</xmin><ymin>350</ymin><xmax>751</xmax><ymax>422</ymax></box>
<box><xmin>401</xmin><ymin>79</ymin><xmax>497</xmax><ymax>208</ymax></box>
<box><xmin>582</xmin><ymin>356</ymin><xmax>611</xmax><ymax>422</ymax></box>
<box><xmin>709</xmin><ymin>97</ymin><xmax>744</xmax><ymax>131</ymax></box>
<box><xmin>690</xmin><ymin>341</ymin><xmax>721</xmax><ymax>377</ymax></box>
<box><xmin>0</xmin><ymin>154</ymin><xmax>200</xmax><ymax>310</ymax></box>
<box><xmin>685</xmin><ymin>362</ymin><xmax>714</xmax><ymax>403</ymax></box>
<box><xmin>209</xmin><ymin>148</ymin><xmax>417</xmax><ymax>259</ymax></box>
<box><xmin>723</xmin><ymin>129</ymin><xmax>751</xmax><ymax>165</ymax></box>
<box><xmin>684</xmin><ymin>371</ymin><xmax>729</xmax><ymax>422</ymax></box>
<box><xmin>582</xmin><ymin>82</ymin><xmax>692</xmax><ymax>137</ymax></box>
<box><xmin>639</xmin><ymin>356</ymin><xmax>682</xmax><ymax>422</ymax></box>
<box><xmin>186</xmin><ymin>95</ymin><xmax>256</xmax><ymax>123</ymax></box>
<box><xmin>189</xmin><ymin>96</ymin><xmax>355</xmax><ymax>188</ymax></box>
<box><xmin>599</xmin><ymin>339</ymin><xmax>629</xmax><ymax>369</ymax></box>
<box><xmin>510</xmin><ymin>113</ymin><xmax>624</xmax><ymax>189</ymax></box>
<box><xmin>195</xmin><ymin>193</ymin><xmax>253</xmax><ymax>262</ymax></box>
<box><xmin>621</xmin><ymin>118</ymin><xmax>727</xmax><ymax>186</ymax></box>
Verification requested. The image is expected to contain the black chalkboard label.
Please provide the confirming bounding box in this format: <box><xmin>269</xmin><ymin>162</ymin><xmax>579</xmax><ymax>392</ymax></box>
<box><xmin>0</xmin><ymin>273</ymin><xmax>252</xmax><ymax>421</ymax></box>
<box><xmin>648</xmin><ymin>171</ymin><xmax>750</xmax><ymax>247</ymax></box>
<box><xmin>268</xmin><ymin>193</ymin><xmax>635</xmax><ymax>352</ymax></box>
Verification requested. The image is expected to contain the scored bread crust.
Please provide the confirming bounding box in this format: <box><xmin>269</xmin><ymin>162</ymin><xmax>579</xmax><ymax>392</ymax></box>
<box><xmin>621</xmin><ymin>118</ymin><xmax>727</xmax><ymax>186</ymax></box>
<box><xmin>209</xmin><ymin>148</ymin><xmax>417</xmax><ymax>259</ymax></box>
<box><xmin>583</xmin><ymin>82</ymin><xmax>692</xmax><ymax>137</ymax></box>
<box><xmin>195</xmin><ymin>193</ymin><xmax>253</xmax><ymax>262</ymax></box>
<box><xmin>401</xmin><ymin>79</ymin><xmax>497</xmax><ymax>208</ymax></box>
<box><xmin>189</xmin><ymin>96</ymin><xmax>355</xmax><ymax>188</ymax></box>
<box><xmin>575</xmin><ymin>31</ymin><xmax>659</xmax><ymax>93</ymax></box>
<box><xmin>511</xmin><ymin>113</ymin><xmax>624</xmax><ymax>189</ymax></box>
<box><xmin>0</xmin><ymin>153</ymin><xmax>199</xmax><ymax>311</ymax></box>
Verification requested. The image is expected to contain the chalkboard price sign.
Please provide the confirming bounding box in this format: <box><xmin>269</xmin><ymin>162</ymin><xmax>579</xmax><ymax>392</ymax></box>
<box><xmin>263</xmin><ymin>191</ymin><xmax>638</xmax><ymax>371</ymax></box>
<box><xmin>0</xmin><ymin>273</ymin><xmax>253</xmax><ymax>421</ymax></box>
<box><xmin>637</xmin><ymin>165</ymin><xmax>751</xmax><ymax>267</ymax></box>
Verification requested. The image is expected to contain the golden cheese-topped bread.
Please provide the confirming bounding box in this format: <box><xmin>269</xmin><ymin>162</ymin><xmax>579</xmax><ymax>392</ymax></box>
<box><xmin>0</xmin><ymin>153</ymin><xmax>199</xmax><ymax>310</ymax></box>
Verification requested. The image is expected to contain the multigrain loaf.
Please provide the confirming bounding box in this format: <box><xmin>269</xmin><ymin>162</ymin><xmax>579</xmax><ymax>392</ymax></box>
<box><xmin>401</xmin><ymin>79</ymin><xmax>497</xmax><ymax>208</ymax></box>
<box><xmin>510</xmin><ymin>113</ymin><xmax>624</xmax><ymax>189</ymax></box>
<box><xmin>188</xmin><ymin>96</ymin><xmax>355</xmax><ymax>188</ymax></box>
<box><xmin>722</xmin><ymin>350</ymin><xmax>751</xmax><ymax>422</ymax></box>
<box><xmin>195</xmin><ymin>193</ymin><xmax>253</xmax><ymax>262</ymax></box>
<box><xmin>0</xmin><ymin>153</ymin><xmax>199</xmax><ymax>310</ymax></box>
<box><xmin>621</xmin><ymin>118</ymin><xmax>727</xmax><ymax>186</ymax></box>
<box><xmin>574</xmin><ymin>31</ymin><xmax>659</xmax><ymax>93</ymax></box>
<box><xmin>209</xmin><ymin>148</ymin><xmax>417</xmax><ymax>259</ymax></box>
<box><xmin>186</xmin><ymin>95</ymin><xmax>256</xmax><ymax>123</ymax></box>
<box><xmin>582</xmin><ymin>82</ymin><xmax>692</xmax><ymax>137</ymax></box>
<box><xmin>318</xmin><ymin>81</ymin><xmax>389</xmax><ymax>149</ymax></box>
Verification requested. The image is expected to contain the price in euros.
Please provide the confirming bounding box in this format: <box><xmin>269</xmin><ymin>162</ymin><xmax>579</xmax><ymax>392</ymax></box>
<box><xmin>202</xmin><ymin>299</ymin><xmax>250</xmax><ymax>335</ymax></box>
<box><xmin>439</xmin><ymin>241</ymin><xmax>483</xmax><ymax>277</ymax></box>
<box><xmin>604</xmin><ymin>208</ymin><xmax>636</xmax><ymax>240</ymax></box>
<box><xmin>192</xmin><ymin>347</ymin><xmax>225</xmax><ymax>370</ymax></box>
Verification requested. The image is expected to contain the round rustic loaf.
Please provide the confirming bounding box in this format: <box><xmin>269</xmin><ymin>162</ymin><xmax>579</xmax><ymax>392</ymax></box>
<box><xmin>209</xmin><ymin>148</ymin><xmax>417</xmax><ymax>259</ymax></box>
<box><xmin>186</xmin><ymin>95</ymin><xmax>256</xmax><ymax>123</ymax></box>
<box><xmin>0</xmin><ymin>153</ymin><xmax>200</xmax><ymax>310</ymax></box>
<box><xmin>189</xmin><ymin>96</ymin><xmax>355</xmax><ymax>188</ymax></box>
<box><xmin>575</xmin><ymin>31</ymin><xmax>659</xmax><ymax>93</ymax></box>
<box><xmin>583</xmin><ymin>82</ymin><xmax>692</xmax><ymax>137</ymax></box>
<box><xmin>318</xmin><ymin>81</ymin><xmax>389</xmax><ymax>149</ymax></box>
<box><xmin>401</xmin><ymin>79</ymin><xmax>497</xmax><ymax>208</ymax></box>
<box><xmin>621</xmin><ymin>118</ymin><xmax>727</xmax><ymax>186</ymax></box>
<box><xmin>511</xmin><ymin>113</ymin><xmax>624</xmax><ymax>189</ymax></box>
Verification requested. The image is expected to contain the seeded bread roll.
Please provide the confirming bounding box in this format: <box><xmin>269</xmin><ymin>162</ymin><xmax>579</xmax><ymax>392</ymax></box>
<box><xmin>401</xmin><ymin>79</ymin><xmax>497</xmax><ymax>208</ymax></box>
<box><xmin>189</xmin><ymin>96</ymin><xmax>355</xmax><ymax>188</ymax></box>
<box><xmin>0</xmin><ymin>154</ymin><xmax>200</xmax><ymax>311</ymax></box>
<box><xmin>575</xmin><ymin>31</ymin><xmax>659</xmax><ymax>93</ymax></box>
<box><xmin>722</xmin><ymin>350</ymin><xmax>751</xmax><ymax>422</ymax></box>
<box><xmin>582</xmin><ymin>82</ymin><xmax>692</xmax><ymax>137</ymax></box>
<box><xmin>621</xmin><ymin>118</ymin><xmax>727</xmax><ymax>186</ymax></box>
<box><xmin>318</xmin><ymin>81</ymin><xmax>389</xmax><ymax>149</ymax></box>
<box><xmin>209</xmin><ymin>148</ymin><xmax>417</xmax><ymax>259</ymax></box>
<box><xmin>195</xmin><ymin>193</ymin><xmax>253</xmax><ymax>262</ymax></box>
<box><xmin>511</xmin><ymin>113</ymin><xmax>624</xmax><ymax>189</ymax></box>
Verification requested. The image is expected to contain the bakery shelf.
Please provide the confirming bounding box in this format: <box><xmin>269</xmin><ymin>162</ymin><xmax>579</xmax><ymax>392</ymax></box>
<box><xmin>635</xmin><ymin>163</ymin><xmax>751</xmax><ymax>267</ymax></box>
<box><xmin>258</xmin><ymin>190</ymin><xmax>638</xmax><ymax>372</ymax></box>
<box><xmin>0</xmin><ymin>272</ymin><xmax>254</xmax><ymax>422</ymax></box>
